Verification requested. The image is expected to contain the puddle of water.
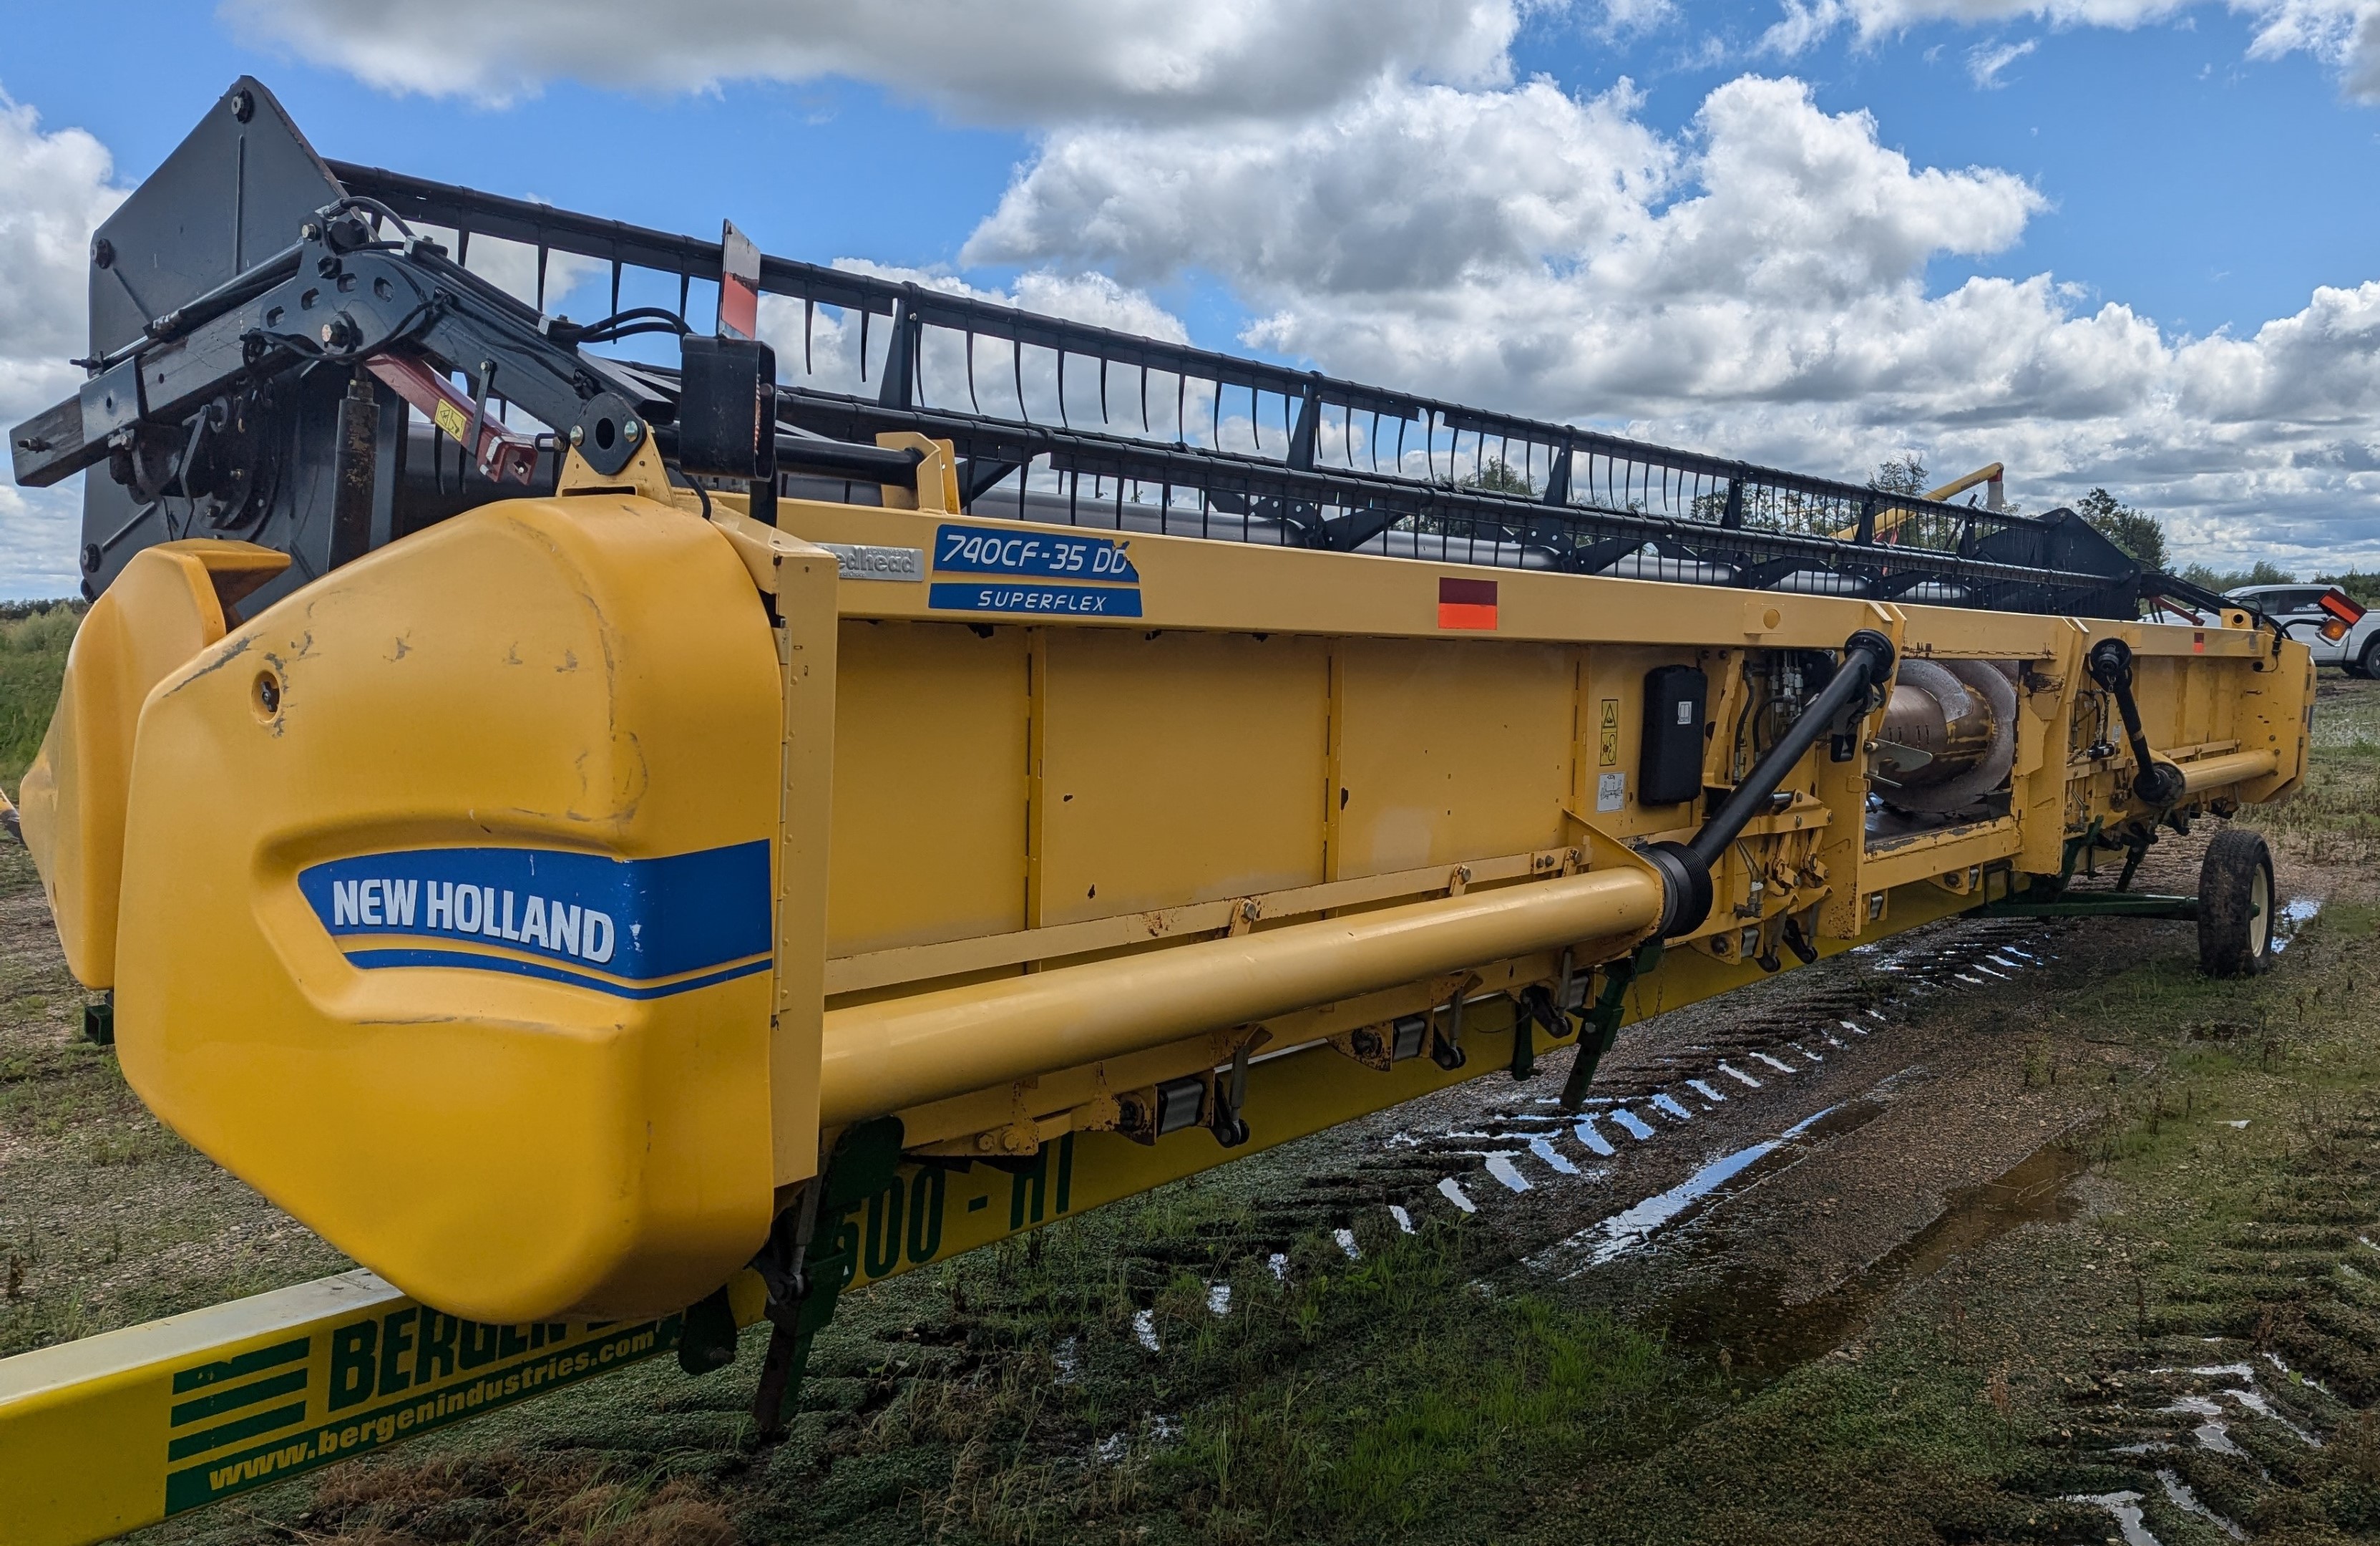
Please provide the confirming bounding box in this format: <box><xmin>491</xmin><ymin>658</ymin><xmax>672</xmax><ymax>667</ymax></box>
<box><xmin>1610</xmin><ymin>1109</ymin><xmax>1657</xmax><ymax>1141</ymax></box>
<box><xmin>2268</xmin><ymin>1348</ymin><xmax>2333</xmax><ymax>1394</ymax></box>
<box><xmin>1651</xmin><ymin>1093</ymin><xmax>1694</xmax><ymax>1122</ymax></box>
<box><xmin>1574</xmin><ymin>1119</ymin><xmax>1617</xmax><ymax>1157</ymax></box>
<box><xmin>1483</xmin><ymin>1154</ymin><xmax>1532</xmax><ymax>1193</ymax></box>
<box><xmin>1332</xmin><ymin>1227</ymin><xmax>1362</xmax><ymax>1260</ymax></box>
<box><xmin>1530</xmin><ymin>1135</ymin><xmax>1581</xmax><ymax>1175</ymax></box>
<box><xmin>1438</xmin><ymin>1177</ymin><xmax>1478</xmax><ymax>1214</ymax></box>
<box><xmin>2225</xmin><ymin>1385</ymin><xmax>2322</xmax><ymax>1447</ymax></box>
<box><xmin>1133</xmin><ymin>1309</ymin><xmax>1160</xmax><ymax>1352</ymax></box>
<box><xmin>1571</xmin><ymin>1139</ymin><xmax>1787</xmax><ymax>1267</ymax></box>
<box><xmin>1389</xmin><ymin>1204</ymin><xmax>1416</xmax><ymax>1234</ymax></box>
<box><xmin>2271</xmin><ymin>896</ymin><xmax>2321</xmax><ymax>954</ymax></box>
<box><xmin>1267</xmin><ymin>1252</ymin><xmax>1289</xmax><ymax>1280</ymax></box>
<box><xmin>2060</xmin><ymin>1491</ymin><xmax>2159</xmax><ymax>1546</ymax></box>
<box><xmin>1539</xmin><ymin>1099</ymin><xmax>1886</xmax><ymax>1273</ymax></box>
<box><xmin>1687</xmin><ymin>1079</ymin><xmax>1727</xmax><ymax>1104</ymax></box>
<box><xmin>1719</xmin><ymin>1061</ymin><xmax>1764</xmax><ymax>1089</ymax></box>
<box><xmin>2157</xmin><ymin>1469</ymin><xmax>2246</xmax><ymax>1541</ymax></box>
<box><xmin>1207</xmin><ymin>1283</ymin><xmax>1232</xmax><ymax>1316</ymax></box>
<box><xmin>1652</xmin><ymin>1134</ymin><xmax>2084</xmax><ymax>1377</ymax></box>
<box><xmin>1750</xmin><ymin>1051</ymin><xmax>1799</xmax><ymax>1074</ymax></box>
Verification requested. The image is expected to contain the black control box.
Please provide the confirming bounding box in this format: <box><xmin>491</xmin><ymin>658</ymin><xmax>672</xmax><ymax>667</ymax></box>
<box><xmin>676</xmin><ymin>335</ymin><xmax>779</xmax><ymax>482</ymax></box>
<box><xmin>1639</xmin><ymin>664</ymin><xmax>1707</xmax><ymax>807</ymax></box>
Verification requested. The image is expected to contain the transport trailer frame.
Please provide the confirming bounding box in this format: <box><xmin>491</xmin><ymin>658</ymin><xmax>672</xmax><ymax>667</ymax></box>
<box><xmin>0</xmin><ymin>76</ymin><xmax>2312</xmax><ymax>1546</ymax></box>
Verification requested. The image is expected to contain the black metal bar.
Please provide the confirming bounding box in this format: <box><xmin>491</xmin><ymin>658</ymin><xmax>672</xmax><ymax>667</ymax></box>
<box><xmin>1639</xmin><ymin>630</ymin><xmax>1896</xmax><ymax>938</ymax></box>
<box><xmin>1688</xmin><ymin>628</ymin><xmax>1893</xmax><ymax>872</ymax></box>
<box><xmin>328</xmin><ymin>163</ymin><xmax>2055</xmax><ymax>553</ymax></box>
<box><xmin>2085</xmin><ymin>639</ymin><xmax>2186</xmax><ymax>804</ymax></box>
<box><xmin>768</xmin><ymin>389</ymin><xmax>2110</xmax><ymax>595</ymax></box>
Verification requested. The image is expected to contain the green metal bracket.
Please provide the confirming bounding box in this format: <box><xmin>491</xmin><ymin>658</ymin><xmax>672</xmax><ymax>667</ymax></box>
<box><xmin>2048</xmin><ymin>815</ymin><xmax>2105</xmax><ymax>893</ymax></box>
<box><xmin>1560</xmin><ymin>940</ymin><xmax>1663</xmax><ymax>1111</ymax></box>
<box><xmin>749</xmin><ymin>1116</ymin><xmax>906</xmax><ymax>1438</ymax></box>
<box><xmin>1977</xmin><ymin>891</ymin><xmax>2199</xmax><ymax>921</ymax></box>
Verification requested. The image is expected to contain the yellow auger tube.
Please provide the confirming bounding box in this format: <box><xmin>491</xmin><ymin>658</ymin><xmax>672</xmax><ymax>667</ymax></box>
<box><xmin>818</xmin><ymin>865</ymin><xmax>1663</xmax><ymax>1125</ymax></box>
<box><xmin>2177</xmin><ymin>749</ymin><xmax>2280</xmax><ymax>794</ymax></box>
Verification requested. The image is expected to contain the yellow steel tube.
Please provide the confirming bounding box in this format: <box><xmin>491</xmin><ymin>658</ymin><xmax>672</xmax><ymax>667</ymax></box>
<box><xmin>818</xmin><ymin>867</ymin><xmax>1664</xmax><ymax>1124</ymax></box>
<box><xmin>2177</xmin><ymin>749</ymin><xmax>2279</xmax><ymax>794</ymax></box>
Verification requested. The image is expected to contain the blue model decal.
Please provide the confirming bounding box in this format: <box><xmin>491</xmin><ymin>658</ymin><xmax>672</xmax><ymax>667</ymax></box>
<box><xmin>927</xmin><ymin>582</ymin><xmax>1144</xmax><ymax>618</ymax></box>
<box><xmin>298</xmin><ymin>841</ymin><xmax>770</xmax><ymax>996</ymax></box>
<box><xmin>932</xmin><ymin>525</ymin><xmax>1139</xmax><ymax>582</ymax></box>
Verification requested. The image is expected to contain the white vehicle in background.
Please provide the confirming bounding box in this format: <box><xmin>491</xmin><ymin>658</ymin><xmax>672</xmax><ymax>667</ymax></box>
<box><xmin>2223</xmin><ymin>583</ymin><xmax>2379</xmax><ymax>675</ymax></box>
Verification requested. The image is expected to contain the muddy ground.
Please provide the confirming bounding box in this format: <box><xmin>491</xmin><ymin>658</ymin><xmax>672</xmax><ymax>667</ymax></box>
<box><xmin>7</xmin><ymin>676</ymin><xmax>2380</xmax><ymax>1545</ymax></box>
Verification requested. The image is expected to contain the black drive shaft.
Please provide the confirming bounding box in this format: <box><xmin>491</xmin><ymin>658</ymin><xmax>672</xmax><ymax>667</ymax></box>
<box><xmin>1642</xmin><ymin>628</ymin><xmax>1897</xmax><ymax>937</ymax></box>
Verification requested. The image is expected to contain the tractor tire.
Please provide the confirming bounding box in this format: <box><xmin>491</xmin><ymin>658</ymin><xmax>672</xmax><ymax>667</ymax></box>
<box><xmin>2198</xmin><ymin>827</ymin><xmax>2276</xmax><ymax>978</ymax></box>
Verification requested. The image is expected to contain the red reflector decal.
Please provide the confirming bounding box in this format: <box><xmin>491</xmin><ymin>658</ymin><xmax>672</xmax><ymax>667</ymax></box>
<box><xmin>2320</xmin><ymin>588</ymin><xmax>2366</xmax><ymax>624</ymax></box>
<box><xmin>2193</xmin><ymin>630</ymin><xmax>2206</xmax><ymax>653</ymax></box>
<box><xmin>718</xmin><ymin>219</ymin><xmax>762</xmax><ymax>341</ymax></box>
<box><xmin>1438</xmin><ymin>576</ymin><xmax>1498</xmax><ymax>631</ymax></box>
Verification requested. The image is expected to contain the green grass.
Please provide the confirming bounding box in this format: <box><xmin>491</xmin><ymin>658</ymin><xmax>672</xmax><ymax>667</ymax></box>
<box><xmin>0</xmin><ymin>603</ymin><xmax>78</xmax><ymax>797</ymax></box>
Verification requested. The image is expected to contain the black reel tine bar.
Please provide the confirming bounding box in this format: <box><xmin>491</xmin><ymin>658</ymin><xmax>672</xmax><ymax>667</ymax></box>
<box><xmin>333</xmin><ymin>160</ymin><xmax>2137</xmax><ymax>615</ymax></box>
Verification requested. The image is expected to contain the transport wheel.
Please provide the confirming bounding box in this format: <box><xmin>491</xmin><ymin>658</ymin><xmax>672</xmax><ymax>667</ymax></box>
<box><xmin>2359</xmin><ymin>635</ymin><xmax>2380</xmax><ymax>679</ymax></box>
<box><xmin>2198</xmin><ymin>827</ymin><xmax>2276</xmax><ymax>978</ymax></box>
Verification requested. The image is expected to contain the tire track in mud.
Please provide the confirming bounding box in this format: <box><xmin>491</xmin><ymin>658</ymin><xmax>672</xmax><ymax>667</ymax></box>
<box><xmin>999</xmin><ymin>909</ymin><xmax>2094</xmax><ymax>1372</ymax></box>
<box><xmin>2033</xmin><ymin>1104</ymin><xmax>2380</xmax><ymax>1544</ymax></box>
<box><xmin>1219</xmin><ymin>915</ymin><xmax>2076</xmax><ymax>1272</ymax></box>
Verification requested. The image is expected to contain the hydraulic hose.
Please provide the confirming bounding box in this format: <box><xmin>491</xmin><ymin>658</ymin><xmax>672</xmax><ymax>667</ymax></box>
<box><xmin>1643</xmin><ymin>628</ymin><xmax>1897</xmax><ymax>937</ymax></box>
<box><xmin>2086</xmin><ymin>638</ymin><xmax>2188</xmax><ymax>806</ymax></box>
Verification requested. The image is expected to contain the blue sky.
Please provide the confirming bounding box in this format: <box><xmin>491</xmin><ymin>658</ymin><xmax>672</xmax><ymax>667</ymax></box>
<box><xmin>2</xmin><ymin>0</ymin><xmax>2379</xmax><ymax>592</ymax></box>
<box><xmin>9</xmin><ymin>3</ymin><xmax>2370</xmax><ymax>331</ymax></box>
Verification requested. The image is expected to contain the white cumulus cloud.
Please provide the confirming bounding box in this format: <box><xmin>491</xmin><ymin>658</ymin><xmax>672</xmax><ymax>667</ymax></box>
<box><xmin>20</xmin><ymin>2</ymin><xmax>2380</xmax><ymax>580</ymax></box>
<box><xmin>967</xmin><ymin>69</ymin><xmax>2380</xmax><ymax>573</ymax></box>
<box><xmin>220</xmin><ymin>0</ymin><xmax>1523</xmax><ymax>122</ymax></box>
<box><xmin>0</xmin><ymin>92</ymin><xmax>127</xmax><ymax>598</ymax></box>
<box><xmin>1966</xmin><ymin>35</ymin><xmax>2040</xmax><ymax>83</ymax></box>
<box><xmin>1760</xmin><ymin>0</ymin><xmax>2380</xmax><ymax>103</ymax></box>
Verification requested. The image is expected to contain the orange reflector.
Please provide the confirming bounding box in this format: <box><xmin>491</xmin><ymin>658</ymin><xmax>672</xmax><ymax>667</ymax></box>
<box><xmin>1437</xmin><ymin>576</ymin><xmax>1498</xmax><ymax>631</ymax></box>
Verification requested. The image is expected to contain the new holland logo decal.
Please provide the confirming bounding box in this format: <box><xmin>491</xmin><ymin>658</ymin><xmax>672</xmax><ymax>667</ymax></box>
<box><xmin>298</xmin><ymin>842</ymin><xmax>770</xmax><ymax>999</ymax></box>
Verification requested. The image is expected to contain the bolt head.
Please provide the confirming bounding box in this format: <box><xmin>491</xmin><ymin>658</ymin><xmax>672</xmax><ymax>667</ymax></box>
<box><xmin>623</xmin><ymin>418</ymin><xmax>643</xmax><ymax>443</ymax></box>
<box><xmin>568</xmin><ymin>424</ymin><xmax>585</xmax><ymax>447</ymax></box>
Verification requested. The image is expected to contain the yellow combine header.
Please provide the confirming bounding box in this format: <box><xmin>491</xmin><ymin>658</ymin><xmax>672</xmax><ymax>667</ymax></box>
<box><xmin>0</xmin><ymin>77</ymin><xmax>2311</xmax><ymax>1546</ymax></box>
